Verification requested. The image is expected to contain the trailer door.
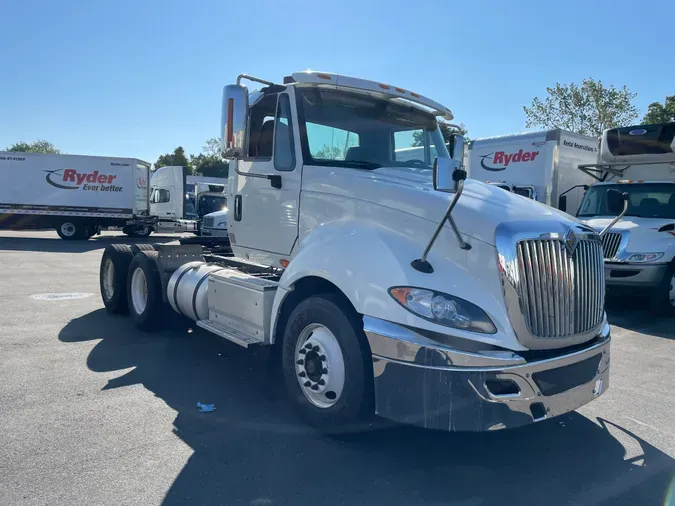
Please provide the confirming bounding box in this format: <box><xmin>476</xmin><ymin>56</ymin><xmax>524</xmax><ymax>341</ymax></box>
<box><xmin>134</xmin><ymin>161</ymin><xmax>150</xmax><ymax>215</ymax></box>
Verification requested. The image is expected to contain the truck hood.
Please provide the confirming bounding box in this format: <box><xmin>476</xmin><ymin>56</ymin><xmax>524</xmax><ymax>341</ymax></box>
<box><xmin>204</xmin><ymin>210</ymin><xmax>228</xmax><ymax>219</ymax></box>
<box><xmin>357</xmin><ymin>167</ymin><xmax>583</xmax><ymax>245</ymax></box>
<box><xmin>582</xmin><ymin>216</ymin><xmax>675</xmax><ymax>256</ymax></box>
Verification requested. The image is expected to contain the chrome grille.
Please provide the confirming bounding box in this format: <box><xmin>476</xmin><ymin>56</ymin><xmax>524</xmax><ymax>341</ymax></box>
<box><xmin>601</xmin><ymin>232</ymin><xmax>621</xmax><ymax>259</ymax></box>
<box><xmin>202</xmin><ymin>216</ymin><xmax>214</xmax><ymax>228</ymax></box>
<box><xmin>516</xmin><ymin>238</ymin><xmax>605</xmax><ymax>338</ymax></box>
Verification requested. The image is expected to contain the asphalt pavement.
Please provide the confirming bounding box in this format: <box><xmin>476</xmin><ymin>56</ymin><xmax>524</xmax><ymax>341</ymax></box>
<box><xmin>0</xmin><ymin>230</ymin><xmax>673</xmax><ymax>506</ymax></box>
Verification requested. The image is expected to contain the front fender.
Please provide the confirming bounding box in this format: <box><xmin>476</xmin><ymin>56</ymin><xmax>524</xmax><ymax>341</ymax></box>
<box><xmin>271</xmin><ymin>219</ymin><xmax>525</xmax><ymax>351</ymax></box>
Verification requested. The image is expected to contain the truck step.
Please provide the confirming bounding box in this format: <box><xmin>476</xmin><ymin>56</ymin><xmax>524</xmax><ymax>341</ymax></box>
<box><xmin>196</xmin><ymin>319</ymin><xmax>265</xmax><ymax>348</ymax></box>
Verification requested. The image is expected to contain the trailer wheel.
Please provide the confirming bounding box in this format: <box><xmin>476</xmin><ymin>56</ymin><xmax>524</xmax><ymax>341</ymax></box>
<box><xmin>100</xmin><ymin>244</ymin><xmax>134</xmax><ymax>314</ymax></box>
<box><xmin>123</xmin><ymin>226</ymin><xmax>153</xmax><ymax>238</ymax></box>
<box><xmin>127</xmin><ymin>251</ymin><xmax>165</xmax><ymax>332</ymax></box>
<box><xmin>281</xmin><ymin>294</ymin><xmax>374</xmax><ymax>434</ymax></box>
<box><xmin>57</xmin><ymin>220</ymin><xmax>87</xmax><ymax>240</ymax></box>
<box><xmin>650</xmin><ymin>262</ymin><xmax>675</xmax><ymax>316</ymax></box>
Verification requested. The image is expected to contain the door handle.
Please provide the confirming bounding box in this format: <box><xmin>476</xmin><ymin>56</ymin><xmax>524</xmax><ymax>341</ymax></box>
<box><xmin>234</xmin><ymin>195</ymin><xmax>242</xmax><ymax>221</ymax></box>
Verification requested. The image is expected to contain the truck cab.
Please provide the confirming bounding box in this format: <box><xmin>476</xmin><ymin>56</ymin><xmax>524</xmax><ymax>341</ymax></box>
<box><xmin>576</xmin><ymin>122</ymin><xmax>675</xmax><ymax>313</ymax></box>
<box><xmin>100</xmin><ymin>71</ymin><xmax>611</xmax><ymax>434</ymax></box>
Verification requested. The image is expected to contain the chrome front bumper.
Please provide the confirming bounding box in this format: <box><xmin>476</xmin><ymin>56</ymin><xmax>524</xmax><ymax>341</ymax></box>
<box><xmin>364</xmin><ymin>317</ymin><xmax>611</xmax><ymax>432</ymax></box>
<box><xmin>200</xmin><ymin>227</ymin><xmax>229</xmax><ymax>238</ymax></box>
<box><xmin>605</xmin><ymin>262</ymin><xmax>668</xmax><ymax>288</ymax></box>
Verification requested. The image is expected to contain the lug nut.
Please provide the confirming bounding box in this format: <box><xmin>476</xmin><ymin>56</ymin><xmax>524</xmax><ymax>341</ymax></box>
<box><xmin>297</xmin><ymin>360</ymin><xmax>304</xmax><ymax>365</ymax></box>
<box><xmin>313</xmin><ymin>346</ymin><xmax>320</xmax><ymax>352</ymax></box>
<box><xmin>299</xmin><ymin>349</ymin><xmax>306</xmax><ymax>355</ymax></box>
<box><xmin>317</xmin><ymin>379</ymin><xmax>325</xmax><ymax>386</ymax></box>
<box><xmin>298</xmin><ymin>372</ymin><xmax>306</xmax><ymax>378</ymax></box>
<box><xmin>305</xmin><ymin>343</ymin><xmax>313</xmax><ymax>350</ymax></box>
<box><xmin>303</xmin><ymin>381</ymin><xmax>311</xmax><ymax>387</ymax></box>
<box><xmin>321</xmin><ymin>368</ymin><xmax>328</xmax><ymax>374</ymax></box>
<box><xmin>310</xmin><ymin>384</ymin><xmax>319</xmax><ymax>391</ymax></box>
<box><xmin>319</xmin><ymin>355</ymin><xmax>326</xmax><ymax>361</ymax></box>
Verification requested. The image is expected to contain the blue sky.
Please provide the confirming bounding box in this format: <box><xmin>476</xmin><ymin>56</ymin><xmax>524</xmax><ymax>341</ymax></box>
<box><xmin>1</xmin><ymin>0</ymin><xmax>671</xmax><ymax>163</ymax></box>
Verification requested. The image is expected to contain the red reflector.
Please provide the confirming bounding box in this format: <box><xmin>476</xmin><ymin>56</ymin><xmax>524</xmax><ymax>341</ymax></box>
<box><xmin>410</xmin><ymin>92</ymin><xmax>420</xmax><ymax>98</ymax></box>
<box><xmin>379</xmin><ymin>83</ymin><xmax>390</xmax><ymax>90</ymax></box>
<box><xmin>395</xmin><ymin>87</ymin><xmax>406</xmax><ymax>93</ymax></box>
<box><xmin>316</xmin><ymin>73</ymin><xmax>332</xmax><ymax>80</ymax></box>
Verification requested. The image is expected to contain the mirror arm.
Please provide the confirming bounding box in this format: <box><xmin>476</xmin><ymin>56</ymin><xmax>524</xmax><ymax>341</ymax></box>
<box><xmin>599</xmin><ymin>197</ymin><xmax>629</xmax><ymax>237</ymax></box>
<box><xmin>412</xmin><ymin>178</ymin><xmax>470</xmax><ymax>274</ymax></box>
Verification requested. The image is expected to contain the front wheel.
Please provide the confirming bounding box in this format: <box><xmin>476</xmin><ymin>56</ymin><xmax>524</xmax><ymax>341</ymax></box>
<box><xmin>650</xmin><ymin>263</ymin><xmax>675</xmax><ymax>316</ymax></box>
<box><xmin>281</xmin><ymin>294</ymin><xmax>374</xmax><ymax>434</ymax></box>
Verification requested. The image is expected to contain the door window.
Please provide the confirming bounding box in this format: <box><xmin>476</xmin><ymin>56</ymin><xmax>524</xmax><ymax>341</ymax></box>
<box><xmin>274</xmin><ymin>94</ymin><xmax>296</xmax><ymax>171</ymax></box>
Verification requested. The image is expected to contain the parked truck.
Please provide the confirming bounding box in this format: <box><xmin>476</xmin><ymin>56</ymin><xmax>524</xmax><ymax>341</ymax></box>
<box><xmin>467</xmin><ymin>130</ymin><xmax>598</xmax><ymax>215</ymax></box>
<box><xmin>149</xmin><ymin>166</ymin><xmax>228</xmax><ymax>234</ymax></box>
<box><xmin>98</xmin><ymin>71</ymin><xmax>610</xmax><ymax>433</ymax></box>
<box><xmin>0</xmin><ymin>152</ymin><xmax>155</xmax><ymax>239</ymax></box>
<box><xmin>572</xmin><ymin>122</ymin><xmax>675</xmax><ymax>314</ymax></box>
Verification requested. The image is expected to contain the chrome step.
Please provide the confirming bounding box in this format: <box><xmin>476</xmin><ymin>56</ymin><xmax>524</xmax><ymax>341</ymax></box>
<box><xmin>196</xmin><ymin>319</ymin><xmax>265</xmax><ymax>348</ymax></box>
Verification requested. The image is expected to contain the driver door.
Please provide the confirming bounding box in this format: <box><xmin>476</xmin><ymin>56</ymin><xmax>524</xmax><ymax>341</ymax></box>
<box><xmin>229</xmin><ymin>91</ymin><xmax>301</xmax><ymax>264</ymax></box>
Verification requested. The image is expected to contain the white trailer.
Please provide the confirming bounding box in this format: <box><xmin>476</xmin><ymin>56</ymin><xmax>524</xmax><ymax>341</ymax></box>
<box><xmin>467</xmin><ymin>129</ymin><xmax>598</xmax><ymax>215</ymax></box>
<box><xmin>98</xmin><ymin>71</ymin><xmax>611</xmax><ymax>434</ymax></box>
<box><xmin>0</xmin><ymin>152</ymin><xmax>154</xmax><ymax>239</ymax></box>
<box><xmin>576</xmin><ymin>122</ymin><xmax>675</xmax><ymax>314</ymax></box>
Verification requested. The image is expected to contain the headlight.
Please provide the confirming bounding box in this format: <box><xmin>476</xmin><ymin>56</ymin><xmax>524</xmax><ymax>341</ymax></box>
<box><xmin>389</xmin><ymin>287</ymin><xmax>497</xmax><ymax>334</ymax></box>
<box><xmin>216</xmin><ymin>220</ymin><xmax>227</xmax><ymax>228</ymax></box>
<box><xmin>626</xmin><ymin>252</ymin><xmax>664</xmax><ymax>262</ymax></box>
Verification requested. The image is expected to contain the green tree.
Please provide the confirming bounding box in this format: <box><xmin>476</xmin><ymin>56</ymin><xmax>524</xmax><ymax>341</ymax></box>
<box><xmin>642</xmin><ymin>96</ymin><xmax>675</xmax><ymax>124</ymax></box>
<box><xmin>190</xmin><ymin>138</ymin><xmax>229</xmax><ymax>178</ymax></box>
<box><xmin>314</xmin><ymin>145</ymin><xmax>346</xmax><ymax>159</ymax></box>
<box><xmin>154</xmin><ymin>146</ymin><xmax>190</xmax><ymax>171</ymax></box>
<box><xmin>6</xmin><ymin>139</ymin><xmax>61</xmax><ymax>154</ymax></box>
<box><xmin>524</xmin><ymin>78</ymin><xmax>638</xmax><ymax>137</ymax></box>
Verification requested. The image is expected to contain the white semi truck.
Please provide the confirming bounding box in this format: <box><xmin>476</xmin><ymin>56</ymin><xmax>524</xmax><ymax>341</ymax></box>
<box><xmin>149</xmin><ymin>166</ymin><xmax>227</xmax><ymax>234</ymax></box>
<box><xmin>98</xmin><ymin>71</ymin><xmax>611</xmax><ymax>433</ymax></box>
<box><xmin>0</xmin><ymin>152</ymin><xmax>155</xmax><ymax>239</ymax></box>
<box><xmin>574</xmin><ymin>122</ymin><xmax>675</xmax><ymax>314</ymax></box>
<box><xmin>467</xmin><ymin>130</ymin><xmax>598</xmax><ymax>215</ymax></box>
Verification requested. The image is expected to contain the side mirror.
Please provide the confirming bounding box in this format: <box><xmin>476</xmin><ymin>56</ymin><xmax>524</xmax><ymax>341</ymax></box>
<box><xmin>449</xmin><ymin>133</ymin><xmax>465</xmax><ymax>162</ymax></box>
<box><xmin>434</xmin><ymin>157</ymin><xmax>462</xmax><ymax>192</ymax></box>
<box><xmin>221</xmin><ymin>84</ymin><xmax>249</xmax><ymax>158</ymax></box>
<box><xmin>606</xmin><ymin>188</ymin><xmax>628</xmax><ymax>215</ymax></box>
<box><xmin>558</xmin><ymin>195</ymin><xmax>567</xmax><ymax>212</ymax></box>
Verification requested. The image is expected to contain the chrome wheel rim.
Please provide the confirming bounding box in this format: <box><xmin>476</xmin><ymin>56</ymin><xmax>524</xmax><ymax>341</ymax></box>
<box><xmin>294</xmin><ymin>323</ymin><xmax>345</xmax><ymax>409</ymax></box>
<box><xmin>60</xmin><ymin>222</ymin><xmax>76</xmax><ymax>237</ymax></box>
<box><xmin>102</xmin><ymin>258</ymin><xmax>115</xmax><ymax>300</ymax></box>
<box><xmin>130</xmin><ymin>267</ymin><xmax>148</xmax><ymax>315</ymax></box>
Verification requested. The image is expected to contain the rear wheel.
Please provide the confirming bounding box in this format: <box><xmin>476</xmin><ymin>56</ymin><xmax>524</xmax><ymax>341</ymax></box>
<box><xmin>100</xmin><ymin>244</ymin><xmax>134</xmax><ymax>313</ymax></box>
<box><xmin>57</xmin><ymin>220</ymin><xmax>87</xmax><ymax>240</ymax></box>
<box><xmin>281</xmin><ymin>294</ymin><xmax>374</xmax><ymax>434</ymax></box>
<box><xmin>127</xmin><ymin>251</ymin><xmax>165</xmax><ymax>331</ymax></box>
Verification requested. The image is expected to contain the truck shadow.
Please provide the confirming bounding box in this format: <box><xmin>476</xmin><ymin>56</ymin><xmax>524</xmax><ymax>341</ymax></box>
<box><xmin>606</xmin><ymin>295</ymin><xmax>675</xmax><ymax>340</ymax></box>
<box><xmin>59</xmin><ymin>309</ymin><xmax>675</xmax><ymax>506</ymax></box>
<box><xmin>0</xmin><ymin>233</ymin><xmax>180</xmax><ymax>253</ymax></box>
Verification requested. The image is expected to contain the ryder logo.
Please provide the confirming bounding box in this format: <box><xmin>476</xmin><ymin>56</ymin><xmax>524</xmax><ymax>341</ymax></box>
<box><xmin>44</xmin><ymin>169</ymin><xmax>122</xmax><ymax>192</ymax></box>
<box><xmin>479</xmin><ymin>149</ymin><xmax>540</xmax><ymax>172</ymax></box>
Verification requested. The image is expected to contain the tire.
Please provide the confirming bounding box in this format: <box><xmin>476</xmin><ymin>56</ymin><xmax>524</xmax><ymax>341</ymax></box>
<box><xmin>130</xmin><ymin>243</ymin><xmax>156</xmax><ymax>254</ymax></box>
<box><xmin>56</xmin><ymin>220</ymin><xmax>88</xmax><ymax>240</ymax></box>
<box><xmin>100</xmin><ymin>244</ymin><xmax>134</xmax><ymax>314</ymax></box>
<box><xmin>127</xmin><ymin>251</ymin><xmax>166</xmax><ymax>332</ymax></box>
<box><xmin>649</xmin><ymin>262</ymin><xmax>675</xmax><ymax>316</ymax></box>
<box><xmin>281</xmin><ymin>293</ymin><xmax>374</xmax><ymax>434</ymax></box>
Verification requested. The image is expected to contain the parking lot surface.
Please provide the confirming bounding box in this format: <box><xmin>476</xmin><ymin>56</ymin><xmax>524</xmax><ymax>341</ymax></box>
<box><xmin>0</xmin><ymin>230</ymin><xmax>673</xmax><ymax>506</ymax></box>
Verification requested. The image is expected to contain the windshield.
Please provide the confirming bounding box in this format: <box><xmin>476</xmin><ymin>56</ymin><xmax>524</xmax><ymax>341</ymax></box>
<box><xmin>198</xmin><ymin>195</ymin><xmax>227</xmax><ymax>217</ymax></box>
<box><xmin>296</xmin><ymin>87</ymin><xmax>449</xmax><ymax>170</ymax></box>
<box><xmin>578</xmin><ymin>183</ymin><xmax>675</xmax><ymax>219</ymax></box>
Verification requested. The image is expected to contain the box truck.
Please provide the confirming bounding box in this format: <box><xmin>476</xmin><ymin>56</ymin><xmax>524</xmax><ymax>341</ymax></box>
<box><xmin>0</xmin><ymin>152</ymin><xmax>155</xmax><ymax>240</ymax></box>
<box><xmin>573</xmin><ymin>122</ymin><xmax>675</xmax><ymax>314</ymax></box>
<box><xmin>467</xmin><ymin>129</ymin><xmax>598</xmax><ymax>215</ymax></box>
<box><xmin>97</xmin><ymin>71</ymin><xmax>610</xmax><ymax>435</ymax></box>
